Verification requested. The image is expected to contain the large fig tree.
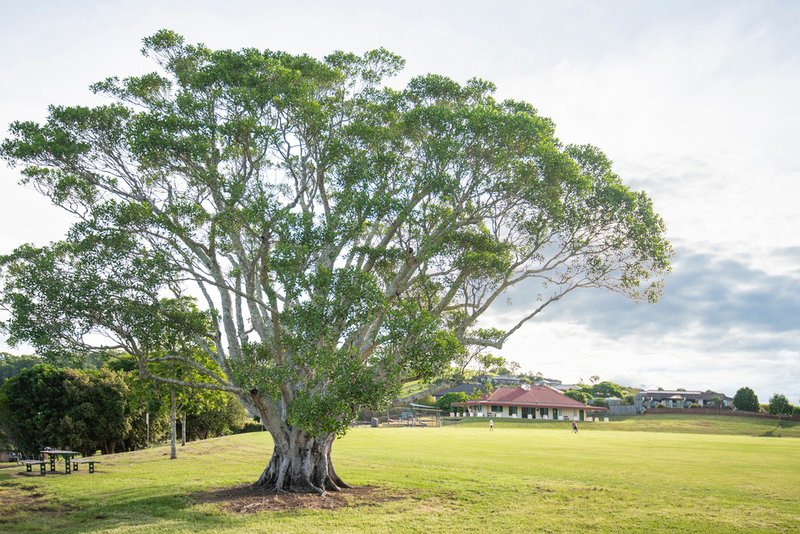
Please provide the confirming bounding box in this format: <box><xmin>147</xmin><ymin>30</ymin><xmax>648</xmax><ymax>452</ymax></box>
<box><xmin>0</xmin><ymin>31</ymin><xmax>671</xmax><ymax>493</ymax></box>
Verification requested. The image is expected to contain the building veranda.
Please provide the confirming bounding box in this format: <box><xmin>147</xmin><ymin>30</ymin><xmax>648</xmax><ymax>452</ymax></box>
<box><xmin>452</xmin><ymin>386</ymin><xmax>606</xmax><ymax>422</ymax></box>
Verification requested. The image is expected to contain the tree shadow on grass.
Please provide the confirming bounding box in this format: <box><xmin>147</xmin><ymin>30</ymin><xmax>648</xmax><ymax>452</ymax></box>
<box><xmin>761</xmin><ymin>423</ymin><xmax>787</xmax><ymax>437</ymax></box>
<box><xmin>39</xmin><ymin>493</ymin><xmax>231</xmax><ymax>533</ymax></box>
<box><xmin>14</xmin><ymin>485</ymin><xmax>407</xmax><ymax>532</ymax></box>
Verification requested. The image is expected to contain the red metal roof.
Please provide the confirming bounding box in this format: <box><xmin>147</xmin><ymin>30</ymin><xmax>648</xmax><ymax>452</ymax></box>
<box><xmin>453</xmin><ymin>386</ymin><xmax>606</xmax><ymax>410</ymax></box>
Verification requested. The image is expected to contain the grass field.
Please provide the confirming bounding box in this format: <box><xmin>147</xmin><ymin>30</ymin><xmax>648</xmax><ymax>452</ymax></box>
<box><xmin>456</xmin><ymin>413</ymin><xmax>800</xmax><ymax>437</ymax></box>
<box><xmin>1</xmin><ymin>416</ymin><xmax>798</xmax><ymax>533</ymax></box>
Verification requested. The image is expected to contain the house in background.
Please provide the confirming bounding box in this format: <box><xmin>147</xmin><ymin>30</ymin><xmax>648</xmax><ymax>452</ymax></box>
<box><xmin>634</xmin><ymin>390</ymin><xmax>733</xmax><ymax>410</ymax></box>
<box><xmin>490</xmin><ymin>375</ymin><xmax>522</xmax><ymax>386</ymax></box>
<box><xmin>548</xmin><ymin>383</ymin><xmax>583</xmax><ymax>393</ymax></box>
<box><xmin>452</xmin><ymin>386</ymin><xmax>606</xmax><ymax>422</ymax></box>
<box><xmin>472</xmin><ymin>375</ymin><xmax>522</xmax><ymax>387</ymax></box>
<box><xmin>533</xmin><ymin>377</ymin><xmax>562</xmax><ymax>387</ymax></box>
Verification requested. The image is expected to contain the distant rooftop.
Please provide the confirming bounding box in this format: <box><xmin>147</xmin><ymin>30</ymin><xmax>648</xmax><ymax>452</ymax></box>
<box><xmin>454</xmin><ymin>386</ymin><xmax>603</xmax><ymax>410</ymax></box>
<box><xmin>637</xmin><ymin>390</ymin><xmax>732</xmax><ymax>400</ymax></box>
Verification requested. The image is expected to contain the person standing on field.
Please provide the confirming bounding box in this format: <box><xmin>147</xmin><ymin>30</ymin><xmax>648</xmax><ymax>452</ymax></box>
<box><xmin>489</xmin><ymin>418</ymin><xmax>494</xmax><ymax>431</ymax></box>
<box><xmin>572</xmin><ymin>421</ymin><xmax>578</xmax><ymax>433</ymax></box>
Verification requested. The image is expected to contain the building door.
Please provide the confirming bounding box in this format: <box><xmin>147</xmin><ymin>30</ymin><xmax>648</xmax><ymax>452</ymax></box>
<box><xmin>579</xmin><ymin>410</ymin><xmax>585</xmax><ymax>421</ymax></box>
<box><xmin>552</xmin><ymin>408</ymin><xmax>558</xmax><ymax>420</ymax></box>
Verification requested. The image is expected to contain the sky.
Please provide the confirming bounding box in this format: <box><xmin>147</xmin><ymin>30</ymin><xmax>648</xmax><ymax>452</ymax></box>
<box><xmin>0</xmin><ymin>0</ymin><xmax>798</xmax><ymax>403</ymax></box>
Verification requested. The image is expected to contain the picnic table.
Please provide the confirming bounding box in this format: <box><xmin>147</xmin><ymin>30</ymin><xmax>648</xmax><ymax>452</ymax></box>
<box><xmin>41</xmin><ymin>450</ymin><xmax>79</xmax><ymax>474</ymax></box>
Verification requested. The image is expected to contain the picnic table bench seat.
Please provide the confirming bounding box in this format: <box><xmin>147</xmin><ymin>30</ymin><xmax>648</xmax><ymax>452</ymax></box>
<box><xmin>21</xmin><ymin>460</ymin><xmax>46</xmax><ymax>475</ymax></box>
<box><xmin>71</xmin><ymin>459</ymin><xmax>100</xmax><ymax>473</ymax></box>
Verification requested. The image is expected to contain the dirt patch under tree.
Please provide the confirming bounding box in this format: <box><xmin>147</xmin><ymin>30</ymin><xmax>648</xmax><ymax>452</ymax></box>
<box><xmin>194</xmin><ymin>484</ymin><xmax>405</xmax><ymax>514</ymax></box>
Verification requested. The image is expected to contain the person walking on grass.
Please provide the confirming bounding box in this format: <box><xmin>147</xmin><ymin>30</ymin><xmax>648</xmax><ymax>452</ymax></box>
<box><xmin>572</xmin><ymin>421</ymin><xmax>578</xmax><ymax>433</ymax></box>
<box><xmin>489</xmin><ymin>418</ymin><xmax>494</xmax><ymax>431</ymax></box>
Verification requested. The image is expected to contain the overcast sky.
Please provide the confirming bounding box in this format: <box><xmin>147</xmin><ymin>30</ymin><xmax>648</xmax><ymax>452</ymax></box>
<box><xmin>1</xmin><ymin>1</ymin><xmax>797</xmax><ymax>403</ymax></box>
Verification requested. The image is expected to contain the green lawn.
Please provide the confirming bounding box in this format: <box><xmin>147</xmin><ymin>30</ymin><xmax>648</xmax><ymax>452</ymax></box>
<box><xmin>456</xmin><ymin>413</ymin><xmax>800</xmax><ymax>437</ymax></box>
<box><xmin>1</xmin><ymin>417</ymin><xmax>798</xmax><ymax>533</ymax></box>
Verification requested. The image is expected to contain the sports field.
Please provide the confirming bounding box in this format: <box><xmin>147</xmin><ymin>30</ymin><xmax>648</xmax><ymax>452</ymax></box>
<box><xmin>1</xmin><ymin>416</ymin><xmax>798</xmax><ymax>533</ymax></box>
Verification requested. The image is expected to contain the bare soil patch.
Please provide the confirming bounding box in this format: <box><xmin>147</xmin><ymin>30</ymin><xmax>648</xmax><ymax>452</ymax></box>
<box><xmin>0</xmin><ymin>482</ymin><xmax>73</xmax><ymax>524</ymax></box>
<box><xmin>195</xmin><ymin>484</ymin><xmax>405</xmax><ymax>514</ymax></box>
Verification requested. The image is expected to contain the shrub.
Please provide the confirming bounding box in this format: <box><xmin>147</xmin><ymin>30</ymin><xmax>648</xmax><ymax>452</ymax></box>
<box><xmin>434</xmin><ymin>392</ymin><xmax>469</xmax><ymax>412</ymax></box>
<box><xmin>589</xmin><ymin>398</ymin><xmax>608</xmax><ymax>408</ymax></box>
<box><xmin>418</xmin><ymin>394</ymin><xmax>437</xmax><ymax>407</ymax></box>
<box><xmin>689</xmin><ymin>403</ymin><xmax>700</xmax><ymax>408</ymax></box>
<box><xmin>655</xmin><ymin>403</ymin><xmax>666</xmax><ymax>408</ymax></box>
<box><xmin>239</xmin><ymin>421</ymin><xmax>264</xmax><ymax>433</ymax></box>
<box><xmin>0</xmin><ymin>365</ymin><xmax>129</xmax><ymax>456</ymax></box>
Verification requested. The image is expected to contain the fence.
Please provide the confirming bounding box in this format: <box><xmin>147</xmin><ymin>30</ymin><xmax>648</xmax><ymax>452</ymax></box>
<box><xmin>356</xmin><ymin>405</ymin><xmax>448</xmax><ymax>427</ymax></box>
<box><xmin>607</xmin><ymin>405</ymin><xmax>637</xmax><ymax>416</ymax></box>
<box><xmin>644</xmin><ymin>407</ymin><xmax>800</xmax><ymax>421</ymax></box>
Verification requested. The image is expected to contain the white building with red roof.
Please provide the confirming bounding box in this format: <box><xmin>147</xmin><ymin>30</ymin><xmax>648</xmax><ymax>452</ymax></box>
<box><xmin>451</xmin><ymin>385</ymin><xmax>606</xmax><ymax>422</ymax></box>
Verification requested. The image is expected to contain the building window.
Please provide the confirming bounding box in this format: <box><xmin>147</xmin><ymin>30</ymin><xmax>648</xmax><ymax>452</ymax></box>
<box><xmin>508</xmin><ymin>406</ymin><xmax>517</xmax><ymax>416</ymax></box>
<box><xmin>540</xmin><ymin>408</ymin><xmax>549</xmax><ymax>417</ymax></box>
<box><xmin>491</xmin><ymin>405</ymin><xmax>501</xmax><ymax>413</ymax></box>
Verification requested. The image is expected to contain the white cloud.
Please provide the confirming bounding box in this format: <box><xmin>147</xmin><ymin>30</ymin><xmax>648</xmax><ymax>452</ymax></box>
<box><xmin>496</xmin><ymin>5</ymin><xmax>800</xmax><ymax>257</ymax></box>
<box><xmin>500</xmin><ymin>318</ymin><xmax>799</xmax><ymax>405</ymax></box>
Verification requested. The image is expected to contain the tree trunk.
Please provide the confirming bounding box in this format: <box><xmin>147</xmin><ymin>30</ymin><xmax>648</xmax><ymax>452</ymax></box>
<box><xmin>245</xmin><ymin>392</ymin><xmax>350</xmax><ymax>495</ymax></box>
<box><xmin>169</xmin><ymin>390</ymin><xmax>177</xmax><ymax>460</ymax></box>
<box><xmin>253</xmin><ymin>429</ymin><xmax>349</xmax><ymax>494</ymax></box>
<box><xmin>181</xmin><ymin>412</ymin><xmax>186</xmax><ymax>446</ymax></box>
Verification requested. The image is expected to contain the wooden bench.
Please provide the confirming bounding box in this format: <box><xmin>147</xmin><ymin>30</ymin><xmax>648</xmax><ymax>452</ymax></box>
<box><xmin>71</xmin><ymin>459</ymin><xmax>100</xmax><ymax>473</ymax></box>
<box><xmin>21</xmin><ymin>460</ymin><xmax>46</xmax><ymax>475</ymax></box>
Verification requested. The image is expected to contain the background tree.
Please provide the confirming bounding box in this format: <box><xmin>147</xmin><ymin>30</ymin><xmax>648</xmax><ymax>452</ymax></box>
<box><xmin>518</xmin><ymin>371</ymin><xmax>544</xmax><ymax>385</ymax></box>
<box><xmin>104</xmin><ymin>353</ymin><xmax>170</xmax><ymax>450</ymax></box>
<box><xmin>183</xmin><ymin>395</ymin><xmax>249</xmax><ymax>441</ymax></box>
<box><xmin>451</xmin><ymin>336</ymin><xmax>498</xmax><ymax>379</ymax></box>
<box><xmin>476</xmin><ymin>354</ymin><xmax>508</xmax><ymax>375</ymax></box>
<box><xmin>768</xmin><ymin>394</ymin><xmax>793</xmax><ymax>416</ymax></box>
<box><xmin>733</xmin><ymin>387</ymin><xmax>759</xmax><ymax>412</ymax></box>
<box><xmin>0</xmin><ymin>31</ymin><xmax>671</xmax><ymax>493</ymax></box>
<box><xmin>434</xmin><ymin>391</ymin><xmax>469</xmax><ymax>413</ymax></box>
<box><xmin>564</xmin><ymin>389</ymin><xmax>592</xmax><ymax>404</ymax></box>
<box><xmin>0</xmin><ymin>365</ymin><xmax>129</xmax><ymax>456</ymax></box>
<box><xmin>0</xmin><ymin>353</ymin><xmax>41</xmax><ymax>386</ymax></box>
<box><xmin>589</xmin><ymin>381</ymin><xmax>624</xmax><ymax>399</ymax></box>
<box><xmin>147</xmin><ymin>347</ymin><xmax>230</xmax><ymax>458</ymax></box>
